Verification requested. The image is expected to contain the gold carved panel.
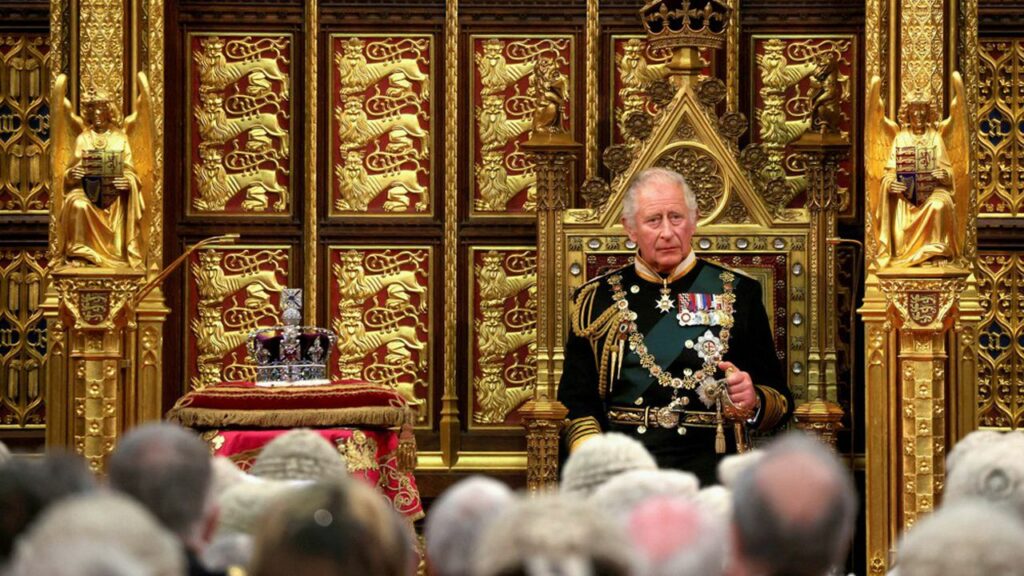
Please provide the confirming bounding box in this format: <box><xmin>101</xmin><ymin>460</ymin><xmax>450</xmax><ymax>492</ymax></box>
<box><xmin>468</xmin><ymin>247</ymin><xmax>536</xmax><ymax>428</ymax></box>
<box><xmin>977</xmin><ymin>252</ymin><xmax>1024</xmax><ymax>428</ymax></box>
<box><xmin>610</xmin><ymin>36</ymin><xmax>710</xmax><ymax>145</ymax></box>
<box><xmin>329</xmin><ymin>34</ymin><xmax>434</xmax><ymax>217</ymax></box>
<box><xmin>187</xmin><ymin>33</ymin><xmax>293</xmax><ymax>216</ymax></box>
<box><xmin>978</xmin><ymin>40</ymin><xmax>1024</xmax><ymax>217</ymax></box>
<box><xmin>0</xmin><ymin>249</ymin><xmax>47</xmax><ymax>428</ymax></box>
<box><xmin>751</xmin><ymin>36</ymin><xmax>857</xmax><ymax>217</ymax></box>
<box><xmin>328</xmin><ymin>246</ymin><xmax>433</xmax><ymax>425</ymax></box>
<box><xmin>470</xmin><ymin>35</ymin><xmax>574</xmax><ymax>216</ymax></box>
<box><xmin>0</xmin><ymin>35</ymin><xmax>50</xmax><ymax>213</ymax></box>
<box><xmin>185</xmin><ymin>245</ymin><xmax>290</xmax><ymax>390</ymax></box>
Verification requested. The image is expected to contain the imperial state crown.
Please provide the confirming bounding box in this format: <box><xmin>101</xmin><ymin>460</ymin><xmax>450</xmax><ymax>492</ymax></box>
<box><xmin>247</xmin><ymin>288</ymin><xmax>337</xmax><ymax>386</ymax></box>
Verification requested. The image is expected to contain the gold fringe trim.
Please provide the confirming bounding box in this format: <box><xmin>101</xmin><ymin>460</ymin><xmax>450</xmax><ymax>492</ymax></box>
<box><xmin>166</xmin><ymin>406</ymin><xmax>410</xmax><ymax>429</ymax></box>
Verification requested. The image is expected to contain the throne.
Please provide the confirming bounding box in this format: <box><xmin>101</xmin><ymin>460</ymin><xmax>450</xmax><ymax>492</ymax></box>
<box><xmin>247</xmin><ymin>289</ymin><xmax>337</xmax><ymax>386</ymax></box>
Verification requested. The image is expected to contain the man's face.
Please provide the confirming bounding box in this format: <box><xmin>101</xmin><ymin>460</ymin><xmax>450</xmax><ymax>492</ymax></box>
<box><xmin>623</xmin><ymin>179</ymin><xmax>696</xmax><ymax>273</ymax></box>
<box><xmin>85</xmin><ymin>103</ymin><xmax>110</xmax><ymax>131</ymax></box>
<box><xmin>908</xmin><ymin>104</ymin><xmax>928</xmax><ymax>133</ymax></box>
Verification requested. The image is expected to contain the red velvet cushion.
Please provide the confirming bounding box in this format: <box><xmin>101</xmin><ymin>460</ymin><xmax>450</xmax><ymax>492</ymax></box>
<box><xmin>166</xmin><ymin>380</ymin><xmax>412</xmax><ymax>429</ymax></box>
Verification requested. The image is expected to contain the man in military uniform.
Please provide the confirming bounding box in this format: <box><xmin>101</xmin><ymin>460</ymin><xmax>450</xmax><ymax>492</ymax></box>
<box><xmin>558</xmin><ymin>167</ymin><xmax>792</xmax><ymax>486</ymax></box>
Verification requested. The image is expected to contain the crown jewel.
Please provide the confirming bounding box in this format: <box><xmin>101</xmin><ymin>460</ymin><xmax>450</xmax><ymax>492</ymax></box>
<box><xmin>247</xmin><ymin>289</ymin><xmax>337</xmax><ymax>386</ymax></box>
<box><xmin>639</xmin><ymin>0</ymin><xmax>731</xmax><ymax>51</ymax></box>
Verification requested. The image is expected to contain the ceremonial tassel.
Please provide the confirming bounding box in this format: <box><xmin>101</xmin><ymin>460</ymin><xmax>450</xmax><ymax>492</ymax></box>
<box><xmin>734</xmin><ymin>422</ymin><xmax>748</xmax><ymax>453</ymax></box>
<box><xmin>715</xmin><ymin>399</ymin><xmax>726</xmax><ymax>454</ymax></box>
<box><xmin>616</xmin><ymin>338</ymin><xmax>625</xmax><ymax>380</ymax></box>
<box><xmin>397</xmin><ymin>422</ymin><xmax>418</xmax><ymax>473</ymax></box>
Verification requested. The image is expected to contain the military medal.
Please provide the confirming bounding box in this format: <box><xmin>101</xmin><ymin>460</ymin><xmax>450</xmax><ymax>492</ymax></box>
<box><xmin>655</xmin><ymin>278</ymin><xmax>674</xmax><ymax>313</ymax></box>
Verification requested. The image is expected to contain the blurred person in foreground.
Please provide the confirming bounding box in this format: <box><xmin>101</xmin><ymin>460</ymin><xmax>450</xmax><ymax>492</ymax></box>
<box><xmin>425</xmin><ymin>476</ymin><xmax>514</xmax><ymax>576</ymax></box>
<box><xmin>894</xmin><ymin>502</ymin><xmax>1024</xmax><ymax>576</ymax></box>
<box><xmin>8</xmin><ymin>492</ymin><xmax>184</xmax><ymax>576</ymax></box>
<box><xmin>629</xmin><ymin>495</ymin><xmax>727</xmax><ymax>576</ymax></box>
<box><xmin>472</xmin><ymin>493</ymin><xmax>636</xmax><ymax>576</ymax></box>
<box><xmin>251</xmin><ymin>480</ymin><xmax>415</xmax><ymax>576</ymax></box>
<box><xmin>108</xmin><ymin>422</ymin><xmax>222</xmax><ymax>576</ymax></box>
<box><xmin>729</xmin><ymin>432</ymin><xmax>856</xmax><ymax>576</ymax></box>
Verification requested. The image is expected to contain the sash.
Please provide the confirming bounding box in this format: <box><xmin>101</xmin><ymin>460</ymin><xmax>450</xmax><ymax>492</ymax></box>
<box><xmin>611</xmin><ymin>264</ymin><xmax>727</xmax><ymax>405</ymax></box>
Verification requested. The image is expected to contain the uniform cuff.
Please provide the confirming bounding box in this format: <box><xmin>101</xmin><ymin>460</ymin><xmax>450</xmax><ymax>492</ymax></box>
<box><xmin>565</xmin><ymin>416</ymin><xmax>602</xmax><ymax>451</ymax></box>
<box><xmin>753</xmin><ymin>385</ymin><xmax>789</xmax><ymax>431</ymax></box>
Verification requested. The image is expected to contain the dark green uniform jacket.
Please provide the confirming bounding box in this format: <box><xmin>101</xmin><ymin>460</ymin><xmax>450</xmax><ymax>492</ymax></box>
<box><xmin>558</xmin><ymin>257</ymin><xmax>793</xmax><ymax>486</ymax></box>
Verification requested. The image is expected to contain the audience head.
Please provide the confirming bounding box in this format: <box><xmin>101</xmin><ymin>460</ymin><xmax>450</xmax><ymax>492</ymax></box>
<box><xmin>216</xmin><ymin>476</ymin><xmax>299</xmax><ymax>538</ymax></box>
<box><xmin>945</xmin><ymin>431</ymin><xmax>1024</xmax><ymax>520</ymax></box>
<box><xmin>731</xmin><ymin>432</ymin><xmax>857</xmax><ymax>576</ymax></box>
<box><xmin>425</xmin><ymin>475</ymin><xmax>513</xmax><ymax>576</ymax></box>
<box><xmin>628</xmin><ymin>495</ymin><xmax>727</xmax><ymax>576</ymax></box>
<box><xmin>896</xmin><ymin>502</ymin><xmax>1024</xmax><ymax>576</ymax></box>
<box><xmin>946</xmin><ymin>429</ymin><xmax>1003</xmax><ymax>475</ymax></box>
<box><xmin>717</xmin><ymin>449</ymin><xmax>764</xmax><ymax>489</ymax></box>
<box><xmin>203</xmin><ymin>532</ymin><xmax>255</xmax><ymax>574</ymax></box>
<box><xmin>473</xmin><ymin>493</ymin><xmax>636</xmax><ymax>576</ymax></box>
<box><xmin>694</xmin><ymin>485</ymin><xmax>732</xmax><ymax>524</ymax></box>
<box><xmin>250</xmin><ymin>429</ymin><xmax>348</xmax><ymax>482</ymax></box>
<box><xmin>210</xmin><ymin>455</ymin><xmax>246</xmax><ymax>499</ymax></box>
<box><xmin>590</xmin><ymin>469</ymin><xmax>700</xmax><ymax>522</ymax></box>
<box><xmin>8</xmin><ymin>492</ymin><xmax>184</xmax><ymax>576</ymax></box>
<box><xmin>561</xmin><ymin>432</ymin><xmax>657</xmax><ymax>497</ymax></box>
<box><xmin>251</xmin><ymin>480</ymin><xmax>413</xmax><ymax>576</ymax></box>
<box><xmin>0</xmin><ymin>440</ymin><xmax>10</xmax><ymax>464</ymax></box>
<box><xmin>108</xmin><ymin>422</ymin><xmax>214</xmax><ymax>547</ymax></box>
<box><xmin>0</xmin><ymin>451</ymin><xmax>97</xmax><ymax>562</ymax></box>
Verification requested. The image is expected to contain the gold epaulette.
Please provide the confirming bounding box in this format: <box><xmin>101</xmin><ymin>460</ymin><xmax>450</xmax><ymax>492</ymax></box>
<box><xmin>754</xmin><ymin>385</ymin><xmax>789</xmax><ymax>431</ymax></box>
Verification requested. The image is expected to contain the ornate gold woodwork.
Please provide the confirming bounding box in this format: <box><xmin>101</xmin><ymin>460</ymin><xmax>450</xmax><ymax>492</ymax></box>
<box><xmin>441</xmin><ymin>0</ymin><xmax>459</xmax><ymax>467</ymax></box>
<box><xmin>188</xmin><ymin>33</ymin><xmax>292</xmax><ymax>215</ymax></box>
<box><xmin>469</xmin><ymin>248</ymin><xmax>537</xmax><ymax>427</ymax></box>
<box><xmin>304</xmin><ymin>0</ymin><xmax>318</xmax><ymax>318</ymax></box>
<box><xmin>611</xmin><ymin>36</ymin><xmax>710</xmax><ymax>145</ymax></box>
<box><xmin>330</xmin><ymin>34</ymin><xmax>433</xmax><ymax>216</ymax></box>
<box><xmin>185</xmin><ymin>246</ymin><xmax>289</xmax><ymax>390</ymax></box>
<box><xmin>141</xmin><ymin>0</ymin><xmax>166</xmax><ymax>268</ymax></box>
<box><xmin>977</xmin><ymin>253</ymin><xmax>1024</xmax><ymax>428</ymax></box>
<box><xmin>0</xmin><ymin>35</ymin><xmax>51</xmax><ymax>213</ymax></box>
<box><xmin>900</xmin><ymin>0</ymin><xmax>945</xmax><ymax>111</ymax></box>
<box><xmin>471</xmin><ymin>36</ymin><xmax>573</xmax><ymax>215</ymax></box>
<box><xmin>328</xmin><ymin>246</ymin><xmax>432</xmax><ymax>425</ymax></box>
<box><xmin>751</xmin><ymin>36</ymin><xmax>857</xmax><ymax>217</ymax></box>
<box><xmin>79</xmin><ymin>0</ymin><xmax>124</xmax><ymax>107</ymax></box>
<box><xmin>978</xmin><ymin>40</ymin><xmax>1024</xmax><ymax>217</ymax></box>
<box><xmin>0</xmin><ymin>249</ymin><xmax>48</xmax><ymax>428</ymax></box>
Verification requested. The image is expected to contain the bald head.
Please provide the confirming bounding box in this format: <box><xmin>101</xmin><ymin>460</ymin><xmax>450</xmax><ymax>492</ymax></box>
<box><xmin>732</xmin><ymin>433</ymin><xmax>856</xmax><ymax>576</ymax></box>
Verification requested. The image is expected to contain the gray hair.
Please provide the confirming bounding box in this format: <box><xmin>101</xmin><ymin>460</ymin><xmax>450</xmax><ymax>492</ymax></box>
<box><xmin>9</xmin><ymin>493</ymin><xmax>185</xmax><ymax>576</ymax></box>
<box><xmin>896</xmin><ymin>502</ymin><xmax>1024</xmax><ymax>576</ymax></box>
<box><xmin>425</xmin><ymin>476</ymin><xmax>514</xmax><ymax>576</ymax></box>
<box><xmin>731</xmin><ymin>432</ymin><xmax>857</xmax><ymax>576</ymax></box>
<box><xmin>203</xmin><ymin>532</ymin><xmax>254</xmax><ymax>573</ymax></box>
<box><xmin>472</xmin><ymin>493</ymin><xmax>637</xmax><ymax>576</ymax></box>
<box><xmin>622</xmin><ymin>167</ymin><xmax>698</xmax><ymax>226</ymax></box>
<box><xmin>589</xmin><ymin>469</ymin><xmax>700</xmax><ymax>523</ymax></box>
<box><xmin>560</xmin><ymin>432</ymin><xmax>657</xmax><ymax>497</ymax></box>
<box><xmin>945</xmin><ymin>431</ymin><xmax>1024</xmax><ymax>520</ymax></box>
<box><xmin>108</xmin><ymin>422</ymin><xmax>213</xmax><ymax>539</ymax></box>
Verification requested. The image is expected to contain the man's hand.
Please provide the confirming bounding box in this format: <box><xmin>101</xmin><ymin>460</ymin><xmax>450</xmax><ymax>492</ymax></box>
<box><xmin>718</xmin><ymin>360</ymin><xmax>758</xmax><ymax>420</ymax></box>
<box><xmin>889</xmin><ymin>180</ymin><xmax>907</xmax><ymax>195</ymax></box>
<box><xmin>931</xmin><ymin>168</ymin><xmax>951</xmax><ymax>185</ymax></box>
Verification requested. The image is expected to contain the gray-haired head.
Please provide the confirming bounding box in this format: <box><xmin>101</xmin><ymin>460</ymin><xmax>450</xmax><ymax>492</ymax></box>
<box><xmin>731</xmin><ymin>432</ymin><xmax>857</xmax><ymax>576</ymax></box>
<box><xmin>628</xmin><ymin>495</ymin><xmax>727</xmax><ymax>576</ymax></box>
<box><xmin>896</xmin><ymin>502</ymin><xmax>1024</xmax><ymax>576</ymax></box>
<box><xmin>9</xmin><ymin>492</ymin><xmax>185</xmax><ymax>576</ymax></box>
<box><xmin>108</xmin><ymin>422</ymin><xmax>213</xmax><ymax>542</ymax></box>
<box><xmin>590</xmin><ymin>469</ymin><xmax>700</xmax><ymax>523</ymax></box>
<box><xmin>472</xmin><ymin>493</ymin><xmax>637</xmax><ymax>576</ymax></box>
<box><xmin>250</xmin><ymin>428</ymin><xmax>348</xmax><ymax>482</ymax></box>
<box><xmin>946</xmin><ymin>429</ymin><xmax>1003</xmax><ymax>476</ymax></box>
<box><xmin>621</xmin><ymin>167</ymin><xmax>698</xmax><ymax>227</ymax></box>
<box><xmin>425</xmin><ymin>476</ymin><xmax>514</xmax><ymax>576</ymax></box>
<box><xmin>0</xmin><ymin>440</ymin><xmax>10</xmax><ymax>464</ymax></box>
<box><xmin>717</xmin><ymin>449</ymin><xmax>765</xmax><ymax>489</ymax></box>
<box><xmin>945</xmin><ymin>433</ymin><xmax>1024</xmax><ymax>520</ymax></box>
<box><xmin>561</xmin><ymin>432</ymin><xmax>658</xmax><ymax>497</ymax></box>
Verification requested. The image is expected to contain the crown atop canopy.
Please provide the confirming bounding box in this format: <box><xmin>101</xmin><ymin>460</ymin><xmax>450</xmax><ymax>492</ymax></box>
<box><xmin>639</xmin><ymin>0</ymin><xmax>731</xmax><ymax>51</ymax></box>
<box><xmin>247</xmin><ymin>289</ymin><xmax>337</xmax><ymax>386</ymax></box>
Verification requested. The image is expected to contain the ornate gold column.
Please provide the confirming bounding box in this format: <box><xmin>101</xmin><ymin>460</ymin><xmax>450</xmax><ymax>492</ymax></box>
<box><xmin>861</xmin><ymin>0</ymin><xmax>980</xmax><ymax>570</ymax></box>
<box><xmin>791</xmin><ymin>132</ymin><xmax>848</xmax><ymax>446</ymax></box>
<box><xmin>44</xmin><ymin>0</ymin><xmax>169</xmax><ymax>470</ymax></box>
<box><xmin>520</xmin><ymin>131</ymin><xmax>579</xmax><ymax>491</ymax></box>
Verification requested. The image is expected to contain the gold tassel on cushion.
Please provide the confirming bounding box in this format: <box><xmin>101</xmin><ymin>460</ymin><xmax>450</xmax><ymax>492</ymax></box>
<box><xmin>397</xmin><ymin>422</ymin><xmax>418</xmax><ymax>473</ymax></box>
<box><xmin>715</xmin><ymin>399</ymin><xmax>726</xmax><ymax>454</ymax></box>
